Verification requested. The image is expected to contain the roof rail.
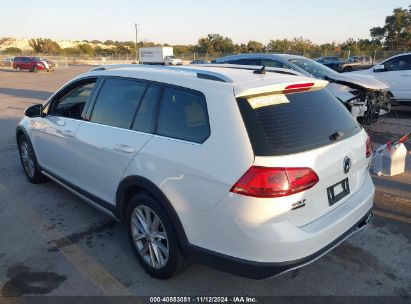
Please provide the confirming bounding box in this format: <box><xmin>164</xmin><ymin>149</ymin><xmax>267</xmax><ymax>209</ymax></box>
<box><xmin>196</xmin><ymin>64</ymin><xmax>301</xmax><ymax>76</ymax></box>
<box><xmin>89</xmin><ymin>64</ymin><xmax>234</xmax><ymax>83</ymax></box>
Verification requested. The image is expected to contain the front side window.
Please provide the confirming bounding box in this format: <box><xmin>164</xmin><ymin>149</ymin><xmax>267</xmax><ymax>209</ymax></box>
<box><xmin>384</xmin><ymin>55</ymin><xmax>411</xmax><ymax>71</ymax></box>
<box><xmin>90</xmin><ymin>78</ymin><xmax>147</xmax><ymax>129</ymax></box>
<box><xmin>157</xmin><ymin>87</ymin><xmax>210</xmax><ymax>143</ymax></box>
<box><xmin>52</xmin><ymin>80</ymin><xmax>96</xmax><ymax>119</ymax></box>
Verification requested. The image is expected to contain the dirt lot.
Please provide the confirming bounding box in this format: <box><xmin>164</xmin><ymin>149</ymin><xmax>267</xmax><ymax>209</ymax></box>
<box><xmin>0</xmin><ymin>66</ymin><xmax>410</xmax><ymax>299</ymax></box>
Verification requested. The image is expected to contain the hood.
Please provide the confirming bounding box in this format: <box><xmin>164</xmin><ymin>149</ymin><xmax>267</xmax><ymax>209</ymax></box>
<box><xmin>326</xmin><ymin>83</ymin><xmax>356</xmax><ymax>103</ymax></box>
<box><xmin>324</xmin><ymin>72</ymin><xmax>389</xmax><ymax>91</ymax></box>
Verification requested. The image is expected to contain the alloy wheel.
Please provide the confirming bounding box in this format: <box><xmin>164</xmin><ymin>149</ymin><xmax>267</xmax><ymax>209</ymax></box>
<box><xmin>131</xmin><ymin>205</ymin><xmax>169</xmax><ymax>269</ymax></box>
<box><xmin>20</xmin><ymin>140</ymin><xmax>35</xmax><ymax>178</ymax></box>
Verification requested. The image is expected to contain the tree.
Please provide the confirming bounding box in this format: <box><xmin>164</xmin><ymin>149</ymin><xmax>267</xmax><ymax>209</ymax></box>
<box><xmin>196</xmin><ymin>37</ymin><xmax>214</xmax><ymax>53</ymax></box>
<box><xmin>62</xmin><ymin>47</ymin><xmax>80</xmax><ymax>56</ymax></box>
<box><xmin>247</xmin><ymin>40</ymin><xmax>264</xmax><ymax>53</ymax></box>
<box><xmin>4</xmin><ymin>47</ymin><xmax>22</xmax><ymax>54</ymax></box>
<box><xmin>195</xmin><ymin>34</ymin><xmax>235</xmax><ymax>54</ymax></box>
<box><xmin>370</xmin><ymin>6</ymin><xmax>411</xmax><ymax>49</ymax></box>
<box><xmin>28</xmin><ymin>38</ymin><xmax>61</xmax><ymax>54</ymax></box>
<box><xmin>29</xmin><ymin>38</ymin><xmax>43</xmax><ymax>53</ymax></box>
<box><xmin>78</xmin><ymin>43</ymin><xmax>95</xmax><ymax>56</ymax></box>
<box><xmin>266</xmin><ymin>39</ymin><xmax>291</xmax><ymax>52</ymax></box>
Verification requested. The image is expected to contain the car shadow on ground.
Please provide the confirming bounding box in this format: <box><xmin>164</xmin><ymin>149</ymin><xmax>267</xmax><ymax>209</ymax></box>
<box><xmin>0</xmin><ymin>88</ymin><xmax>53</xmax><ymax>100</ymax></box>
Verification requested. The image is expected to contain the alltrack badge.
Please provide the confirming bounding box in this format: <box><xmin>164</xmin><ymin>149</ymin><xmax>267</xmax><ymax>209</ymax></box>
<box><xmin>343</xmin><ymin>156</ymin><xmax>352</xmax><ymax>174</ymax></box>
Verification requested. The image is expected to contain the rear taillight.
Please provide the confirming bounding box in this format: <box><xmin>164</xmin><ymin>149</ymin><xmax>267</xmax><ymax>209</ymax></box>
<box><xmin>366</xmin><ymin>136</ymin><xmax>373</xmax><ymax>158</ymax></box>
<box><xmin>230</xmin><ymin>166</ymin><xmax>319</xmax><ymax>198</ymax></box>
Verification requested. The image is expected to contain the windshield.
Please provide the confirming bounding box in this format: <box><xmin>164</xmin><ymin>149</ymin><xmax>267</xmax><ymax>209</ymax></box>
<box><xmin>289</xmin><ymin>57</ymin><xmax>339</xmax><ymax>78</ymax></box>
<box><xmin>347</xmin><ymin>57</ymin><xmax>358</xmax><ymax>62</ymax></box>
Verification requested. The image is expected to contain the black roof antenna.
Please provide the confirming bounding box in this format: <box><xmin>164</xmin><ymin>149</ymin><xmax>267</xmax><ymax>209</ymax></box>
<box><xmin>253</xmin><ymin>64</ymin><xmax>266</xmax><ymax>75</ymax></box>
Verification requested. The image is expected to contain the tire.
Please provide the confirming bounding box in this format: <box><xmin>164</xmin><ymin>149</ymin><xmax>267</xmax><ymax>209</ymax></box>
<box><xmin>33</xmin><ymin>66</ymin><xmax>38</xmax><ymax>73</ymax></box>
<box><xmin>17</xmin><ymin>134</ymin><xmax>48</xmax><ymax>184</ymax></box>
<box><xmin>343</xmin><ymin>66</ymin><xmax>352</xmax><ymax>72</ymax></box>
<box><xmin>126</xmin><ymin>193</ymin><xmax>187</xmax><ymax>279</ymax></box>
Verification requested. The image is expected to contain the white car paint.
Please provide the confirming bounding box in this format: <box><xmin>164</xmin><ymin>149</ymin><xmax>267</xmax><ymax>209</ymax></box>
<box><xmin>349</xmin><ymin>53</ymin><xmax>411</xmax><ymax>102</ymax></box>
<box><xmin>17</xmin><ymin>64</ymin><xmax>375</xmax><ymax>277</ymax></box>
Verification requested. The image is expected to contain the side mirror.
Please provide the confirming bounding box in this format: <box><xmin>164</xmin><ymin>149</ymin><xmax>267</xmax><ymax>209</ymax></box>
<box><xmin>24</xmin><ymin>104</ymin><xmax>43</xmax><ymax>118</ymax></box>
<box><xmin>373</xmin><ymin>64</ymin><xmax>385</xmax><ymax>72</ymax></box>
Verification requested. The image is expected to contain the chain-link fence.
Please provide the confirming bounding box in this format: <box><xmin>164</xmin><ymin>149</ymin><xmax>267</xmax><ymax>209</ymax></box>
<box><xmin>1</xmin><ymin>50</ymin><xmax>409</xmax><ymax>68</ymax></box>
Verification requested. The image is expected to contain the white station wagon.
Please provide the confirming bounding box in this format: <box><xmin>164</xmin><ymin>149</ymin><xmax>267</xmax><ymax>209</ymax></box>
<box><xmin>17</xmin><ymin>64</ymin><xmax>374</xmax><ymax>279</ymax></box>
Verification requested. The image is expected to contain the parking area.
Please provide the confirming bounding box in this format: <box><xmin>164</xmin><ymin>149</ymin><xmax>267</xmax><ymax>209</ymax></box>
<box><xmin>0</xmin><ymin>66</ymin><xmax>410</xmax><ymax>298</ymax></box>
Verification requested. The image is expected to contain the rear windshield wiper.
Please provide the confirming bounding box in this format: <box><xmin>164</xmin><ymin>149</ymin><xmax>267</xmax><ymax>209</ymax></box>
<box><xmin>329</xmin><ymin>131</ymin><xmax>344</xmax><ymax>141</ymax></box>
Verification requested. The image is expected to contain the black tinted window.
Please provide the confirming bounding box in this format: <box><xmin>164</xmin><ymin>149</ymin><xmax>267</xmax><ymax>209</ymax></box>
<box><xmin>228</xmin><ymin>58</ymin><xmax>263</xmax><ymax>66</ymax></box>
<box><xmin>237</xmin><ymin>89</ymin><xmax>360</xmax><ymax>155</ymax></box>
<box><xmin>53</xmin><ymin>81</ymin><xmax>96</xmax><ymax>119</ymax></box>
<box><xmin>132</xmin><ymin>84</ymin><xmax>161</xmax><ymax>133</ymax></box>
<box><xmin>263</xmin><ymin>59</ymin><xmax>291</xmax><ymax>69</ymax></box>
<box><xmin>157</xmin><ymin>87</ymin><xmax>209</xmax><ymax>143</ymax></box>
<box><xmin>384</xmin><ymin>55</ymin><xmax>411</xmax><ymax>71</ymax></box>
<box><xmin>91</xmin><ymin>78</ymin><xmax>147</xmax><ymax>129</ymax></box>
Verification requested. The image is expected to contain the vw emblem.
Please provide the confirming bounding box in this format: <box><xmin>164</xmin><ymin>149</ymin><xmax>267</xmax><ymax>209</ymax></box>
<box><xmin>343</xmin><ymin>156</ymin><xmax>352</xmax><ymax>174</ymax></box>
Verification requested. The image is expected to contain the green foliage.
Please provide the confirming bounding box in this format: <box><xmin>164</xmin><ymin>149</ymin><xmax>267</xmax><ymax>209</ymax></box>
<box><xmin>28</xmin><ymin>38</ymin><xmax>61</xmax><ymax>54</ymax></box>
<box><xmin>61</xmin><ymin>47</ymin><xmax>80</xmax><ymax>56</ymax></box>
<box><xmin>247</xmin><ymin>40</ymin><xmax>264</xmax><ymax>53</ymax></box>
<box><xmin>195</xmin><ymin>34</ymin><xmax>234</xmax><ymax>54</ymax></box>
<box><xmin>370</xmin><ymin>5</ymin><xmax>411</xmax><ymax>49</ymax></box>
<box><xmin>4</xmin><ymin>47</ymin><xmax>22</xmax><ymax>54</ymax></box>
<box><xmin>78</xmin><ymin>43</ymin><xmax>95</xmax><ymax>56</ymax></box>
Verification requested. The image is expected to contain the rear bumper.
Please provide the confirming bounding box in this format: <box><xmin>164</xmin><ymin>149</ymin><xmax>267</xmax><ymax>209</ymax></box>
<box><xmin>187</xmin><ymin>208</ymin><xmax>373</xmax><ymax>279</ymax></box>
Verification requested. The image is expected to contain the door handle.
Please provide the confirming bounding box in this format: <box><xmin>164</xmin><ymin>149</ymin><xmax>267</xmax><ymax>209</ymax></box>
<box><xmin>114</xmin><ymin>144</ymin><xmax>134</xmax><ymax>154</ymax></box>
<box><xmin>61</xmin><ymin>130</ymin><xmax>75</xmax><ymax>137</ymax></box>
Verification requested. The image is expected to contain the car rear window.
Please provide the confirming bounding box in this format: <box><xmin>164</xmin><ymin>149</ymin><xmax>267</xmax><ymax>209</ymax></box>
<box><xmin>237</xmin><ymin>89</ymin><xmax>361</xmax><ymax>156</ymax></box>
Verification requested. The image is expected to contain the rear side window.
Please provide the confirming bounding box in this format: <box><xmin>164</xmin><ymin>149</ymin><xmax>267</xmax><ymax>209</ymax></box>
<box><xmin>91</xmin><ymin>78</ymin><xmax>147</xmax><ymax>129</ymax></box>
<box><xmin>157</xmin><ymin>87</ymin><xmax>210</xmax><ymax>143</ymax></box>
<box><xmin>263</xmin><ymin>59</ymin><xmax>291</xmax><ymax>69</ymax></box>
<box><xmin>237</xmin><ymin>89</ymin><xmax>361</xmax><ymax>156</ymax></box>
<box><xmin>228</xmin><ymin>58</ymin><xmax>263</xmax><ymax>66</ymax></box>
<box><xmin>132</xmin><ymin>84</ymin><xmax>161</xmax><ymax>133</ymax></box>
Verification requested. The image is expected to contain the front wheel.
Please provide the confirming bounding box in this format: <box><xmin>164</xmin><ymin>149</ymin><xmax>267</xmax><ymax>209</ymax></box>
<box><xmin>33</xmin><ymin>66</ymin><xmax>38</xmax><ymax>73</ymax></box>
<box><xmin>343</xmin><ymin>66</ymin><xmax>353</xmax><ymax>72</ymax></box>
<box><xmin>18</xmin><ymin>135</ymin><xmax>48</xmax><ymax>183</ymax></box>
<box><xmin>126</xmin><ymin>193</ymin><xmax>187</xmax><ymax>279</ymax></box>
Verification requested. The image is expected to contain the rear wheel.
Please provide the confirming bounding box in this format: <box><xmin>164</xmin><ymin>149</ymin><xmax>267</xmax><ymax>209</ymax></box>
<box><xmin>18</xmin><ymin>135</ymin><xmax>47</xmax><ymax>183</ymax></box>
<box><xmin>126</xmin><ymin>193</ymin><xmax>187</xmax><ymax>279</ymax></box>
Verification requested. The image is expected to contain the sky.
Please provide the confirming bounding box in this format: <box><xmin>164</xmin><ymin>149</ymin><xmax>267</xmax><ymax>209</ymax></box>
<box><xmin>1</xmin><ymin>0</ymin><xmax>410</xmax><ymax>45</ymax></box>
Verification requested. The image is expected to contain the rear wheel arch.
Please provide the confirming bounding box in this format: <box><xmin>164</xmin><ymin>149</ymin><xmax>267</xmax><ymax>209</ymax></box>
<box><xmin>116</xmin><ymin>176</ymin><xmax>190</xmax><ymax>251</ymax></box>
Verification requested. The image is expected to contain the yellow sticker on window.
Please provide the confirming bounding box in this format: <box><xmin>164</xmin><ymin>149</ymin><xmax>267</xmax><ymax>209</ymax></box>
<box><xmin>247</xmin><ymin>94</ymin><xmax>289</xmax><ymax>109</ymax></box>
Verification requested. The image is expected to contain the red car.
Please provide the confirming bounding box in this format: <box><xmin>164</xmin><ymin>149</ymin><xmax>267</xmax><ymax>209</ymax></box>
<box><xmin>13</xmin><ymin>56</ymin><xmax>50</xmax><ymax>72</ymax></box>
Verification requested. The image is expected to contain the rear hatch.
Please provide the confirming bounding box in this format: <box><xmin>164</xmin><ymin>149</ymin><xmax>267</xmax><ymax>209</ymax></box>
<box><xmin>235</xmin><ymin>81</ymin><xmax>370</xmax><ymax>226</ymax></box>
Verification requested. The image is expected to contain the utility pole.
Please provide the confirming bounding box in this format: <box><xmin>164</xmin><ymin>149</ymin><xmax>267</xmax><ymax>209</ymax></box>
<box><xmin>138</xmin><ymin>23</ymin><xmax>141</xmax><ymax>61</ymax></box>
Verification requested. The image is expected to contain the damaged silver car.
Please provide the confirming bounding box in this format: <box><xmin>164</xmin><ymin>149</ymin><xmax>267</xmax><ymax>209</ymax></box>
<box><xmin>212</xmin><ymin>54</ymin><xmax>391</xmax><ymax>125</ymax></box>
